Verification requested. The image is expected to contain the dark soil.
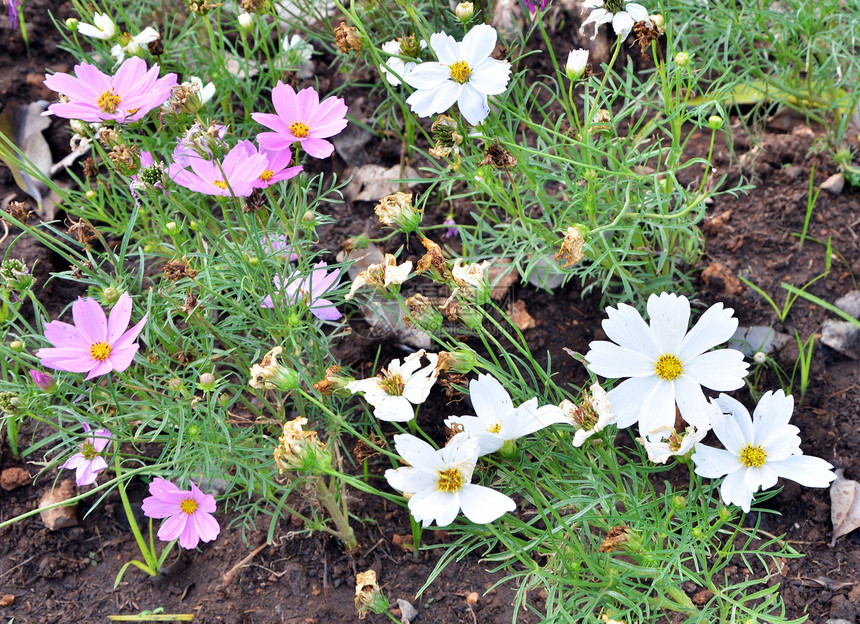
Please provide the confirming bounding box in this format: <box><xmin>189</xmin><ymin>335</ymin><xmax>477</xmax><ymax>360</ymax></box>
<box><xmin>3</xmin><ymin>3</ymin><xmax>860</xmax><ymax>624</ymax></box>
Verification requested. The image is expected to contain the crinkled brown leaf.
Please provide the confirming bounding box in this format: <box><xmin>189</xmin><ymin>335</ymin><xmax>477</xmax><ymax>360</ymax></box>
<box><xmin>830</xmin><ymin>469</ymin><xmax>860</xmax><ymax>546</ymax></box>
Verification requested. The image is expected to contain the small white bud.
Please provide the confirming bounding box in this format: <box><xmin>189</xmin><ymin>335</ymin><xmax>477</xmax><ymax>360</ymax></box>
<box><xmin>238</xmin><ymin>12</ymin><xmax>253</xmax><ymax>31</ymax></box>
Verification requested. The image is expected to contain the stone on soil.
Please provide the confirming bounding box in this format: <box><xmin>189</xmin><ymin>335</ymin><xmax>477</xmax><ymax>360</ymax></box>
<box><xmin>38</xmin><ymin>478</ymin><xmax>79</xmax><ymax>530</ymax></box>
<box><xmin>0</xmin><ymin>467</ymin><xmax>30</xmax><ymax>491</ymax></box>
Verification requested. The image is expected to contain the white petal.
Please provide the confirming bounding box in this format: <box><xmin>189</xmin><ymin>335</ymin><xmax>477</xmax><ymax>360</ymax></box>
<box><xmin>770</xmin><ymin>455</ymin><xmax>836</xmax><ymax>487</ymax></box>
<box><xmin>385</xmin><ymin>466</ymin><xmax>436</xmax><ymax>494</ymax></box>
<box><xmin>758</xmin><ymin>426</ymin><xmax>801</xmax><ymax>461</ymax></box>
<box><xmin>744</xmin><ymin>464</ymin><xmax>779</xmax><ymax>494</ymax></box>
<box><xmin>709</xmin><ymin>408</ymin><xmax>748</xmax><ymax>455</ymax></box>
<box><xmin>457</xmin><ymin>85</ymin><xmax>489</xmax><ymax>125</ymax></box>
<box><xmin>507</xmin><ymin>403</ymin><xmax>569</xmax><ymax>439</ymax></box>
<box><xmin>678</xmin><ymin>302</ymin><xmax>738</xmax><ymax>359</ymax></box>
<box><xmin>638</xmin><ymin>385</ymin><xmax>678</xmax><ymax>439</ymax></box>
<box><xmin>406</xmin><ymin>87</ymin><xmax>444</xmax><ymax>118</ymax></box>
<box><xmin>751</xmin><ymin>390</ymin><xmax>793</xmax><ymax>431</ymax></box>
<box><xmin>459</xmin><ymin>484</ymin><xmax>516</xmax><ymax>523</ymax></box>
<box><xmin>600</xmin><ymin>302</ymin><xmax>659</xmax><ymax>356</ymax></box>
<box><xmin>429</xmin><ymin>31</ymin><xmax>459</xmax><ymax>66</ymax></box>
<box><xmin>646</xmin><ymin>293</ymin><xmax>690</xmax><ymax>353</ymax></box>
<box><xmin>626</xmin><ymin>4</ymin><xmax>651</xmax><ymax>22</ymax></box>
<box><xmin>445</xmin><ymin>416</ymin><xmax>503</xmax><ymax>456</ymax></box>
<box><xmin>393</xmin><ymin>433</ymin><xmax>442</xmax><ymax>469</ymax></box>
<box><xmin>683</xmin><ymin>349</ymin><xmax>749</xmax><ymax>390</ymax></box>
<box><xmin>373</xmin><ymin>395</ymin><xmax>415</xmax><ymax>422</ymax></box>
<box><xmin>469</xmin><ymin>59</ymin><xmax>511</xmax><ymax>96</ymax></box>
<box><xmin>470</xmin><ymin>374</ymin><xmax>512</xmax><ymax>425</ymax></box>
<box><xmin>673</xmin><ymin>375</ymin><xmax>712</xmax><ymax>429</ymax></box>
<box><xmin>403</xmin><ymin>62</ymin><xmax>450</xmax><ymax>90</ymax></box>
<box><xmin>439</xmin><ymin>431</ymin><xmax>480</xmax><ymax>465</ymax></box>
<box><xmin>409</xmin><ymin>488</ymin><xmax>460</xmax><ymax>527</ymax></box>
<box><xmin>606</xmin><ymin>376</ymin><xmax>662</xmax><ymax>429</ymax></box>
<box><xmin>714</xmin><ymin>393</ymin><xmax>754</xmax><ymax>441</ymax></box>
<box><xmin>692</xmin><ymin>443</ymin><xmax>740</xmax><ymax>478</ymax></box>
<box><xmin>585</xmin><ymin>341</ymin><xmax>655</xmax><ymax>378</ymax></box>
<box><xmin>611</xmin><ymin>11</ymin><xmax>635</xmax><ymax>40</ymax></box>
<box><xmin>720</xmin><ymin>468</ymin><xmax>755</xmax><ymax>512</ymax></box>
<box><xmin>460</xmin><ymin>23</ymin><xmax>496</xmax><ymax>67</ymax></box>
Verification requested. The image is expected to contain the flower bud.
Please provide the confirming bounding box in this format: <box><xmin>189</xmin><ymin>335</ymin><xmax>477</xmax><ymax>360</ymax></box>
<box><xmin>10</xmin><ymin>340</ymin><xmax>24</xmax><ymax>352</ymax></box>
<box><xmin>374</xmin><ymin>192</ymin><xmax>423</xmax><ymax>233</ymax></box>
<box><xmin>198</xmin><ymin>372</ymin><xmax>217</xmax><ymax>391</ymax></box>
<box><xmin>29</xmin><ymin>370</ymin><xmax>57</xmax><ymax>393</ymax></box>
<box><xmin>237</xmin><ymin>12</ymin><xmax>253</xmax><ymax>31</ymax></box>
<box><xmin>249</xmin><ymin>346</ymin><xmax>300</xmax><ymax>391</ymax></box>
<box><xmin>85</xmin><ymin>190</ymin><xmax>96</xmax><ymax>199</ymax></box>
<box><xmin>436</xmin><ymin>349</ymin><xmax>478</xmax><ymax>374</ymax></box>
<box><xmin>708</xmin><ymin>115</ymin><xmax>724</xmax><ymax>130</ymax></box>
<box><xmin>673</xmin><ymin>495</ymin><xmax>687</xmax><ymax>509</ymax></box>
<box><xmin>565</xmin><ymin>48</ymin><xmax>589</xmax><ymax>81</ymax></box>
<box><xmin>355</xmin><ymin>569</ymin><xmax>389</xmax><ymax>620</ymax></box>
<box><xmin>102</xmin><ymin>286</ymin><xmax>120</xmax><ymax>304</ymax></box>
<box><xmin>454</xmin><ymin>299</ymin><xmax>483</xmax><ymax>331</ymax></box>
<box><xmin>0</xmin><ymin>391</ymin><xmax>22</xmax><ymax>415</ymax></box>
<box><xmin>404</xmin><ymin>293</ymin><xmax>444</xmax><ymax>332</ymax></box>
<box><xmin>165</xmin><ymin>221</ymin><xmax>178</xmax><ymax>235</ymax></box>
<box><xmin>753</xmin><ymin>351</ymin><xmax>767</xmax><ymax>364</ymax></box>
<box><xmin>273</xmin><ymin>417</ymin><xmax>331</xmax><ymax>474</ymax></box>
<box><xmin>674</xmin><ymin>51</ymin><xmax>690</xmax><ymax>67</ymax></box>
<box><xmin>65</xmin><ymin>18</ymin><xmax>79</xmax><ymax>30</ymax></box>
<box><xmin>650</xmin><ymin>13</ymin><xmax>664</xmax><ymax>28</ymax></box>
<box><xmin>455</xmin><ymin>1</ymin><xmax>474</xmax><ymax>21</ymax></box>
<box><xmin>0</xmin><ymin>259</ymin><xmax>33</xmax><ymax>292</ymax></box>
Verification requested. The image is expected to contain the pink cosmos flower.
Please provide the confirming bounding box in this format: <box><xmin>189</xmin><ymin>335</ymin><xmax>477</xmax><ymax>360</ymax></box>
<box><xmin>251</xmin><ymin>82</ymin><xmax>348</xmax><ymax>159</ymax></box>
<box><xmin>29</xmin><ymin>369</ymin><xmax>57</xmax><ymax>392</ymax></box>
<box><xmin>43</xmin><ymin>57</ymin><xmax>177</xmax><ymax>123</ymax></box>
<box><xmin>169</xmin><ymin>142</ymin><xmax>267</xmax><ymax>197</ymax></box>
<box><xmin>141</xmin><ymin>477</ymin><xmax>220</xmax><ymax>549</ymax></box>
<box><xmin>61</xmin><ymin>422</ymin><xmax>113</xmax><ymax>486</ymax></box>
<box><xmin>36</xmin><ymin>292</ymin><xmax>147</xmax><ymax>380</ymax></box>
<box><xmin>237</xmin><ymin>141</ymin><xmax>303</xmax><ymax>188</ymax></box>
<box><xmin>261</xmin><ymin>261</ymin><xmax>342</xmax><ymax>321</ymax></box>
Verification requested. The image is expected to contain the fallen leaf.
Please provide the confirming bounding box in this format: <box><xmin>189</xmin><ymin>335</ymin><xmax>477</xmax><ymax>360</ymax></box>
<box><xmin>342</xmin><ymin>164</ymin><xmax>420</xmax><ymax>202</ymax></box>
<box><xmin>830</xmin><ymin>469</ymin><xmax>860</xmax><ymax>546</ymax></box>
<box><xmin>507</xmin><ymin>299</ymin><xmax>535</xmax><ymax>330</ymax></box>
<box><xmin>0</xmin><ymin>101</ymin><xmax>52</xmax><ymax>209</ymax></box>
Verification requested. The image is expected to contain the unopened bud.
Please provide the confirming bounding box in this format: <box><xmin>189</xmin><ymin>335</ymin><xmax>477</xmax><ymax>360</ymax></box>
<box><xmin>85</xmin><ymin>190</ymin><xmax>96</xmax><ymax>199</ymax></box>
<box><xmin>436</xmin><ymin>349</ymin><xmax>478</xmax><ymax>374</ymax></box>
<box><xmin>165</xmin><ymin>221</ymin><xmax>178</xmax><ymax>235</ymax></box>
<box><xmin>29</xmin><ymin>370</ymin><xmax>57</xmax><ymax>393</ymax></box>
<box><xmin>674</xmin><ymin>51</ymin><xmax>690</xmax><ymax>67</ymax></box>
<box><xmin>10</xmin><ymin>340</ymin><xmax>24</xmax><ymax>352</ymax></box>
<box><xmin>565</xmin><ymin>48</ymin><xmax>589</xmax><ymax>81</ymax></box>
<box><xmin>650</xmin><ymin>13</ymin><xmax>664</xmax><ymax>28</ymax></box>
<box><xmin>102</xmin><ymin>286</ymin><xmax>120</xmax><ymax>304</ymax></box>
<box><xmin>455</xmin><ymin>2</ymin><xmax>474</xmax><ymax>21</ymax></box>
<box><xmin>238</xmin><ymin>12</ymin><xmax>253</xmax><ymax>31</ymax></box>
<box><xmin>753</xmin><ymin>351</ymin><xmax>767</xmax><ymax>364</ymax></box>
<box><xmin>199</xmin><ymin>372</ymin><xmax>217</xmax><ymax>391</ymax></box>
<box><xmin>65</xmin><ymin>18</ymin><xmax>79</xmax><ymax>30</ymax></box>
<box><xmin>708</xmin><ymin>115</ymin><xmax>724</xmax><ymax>130</ymax></box>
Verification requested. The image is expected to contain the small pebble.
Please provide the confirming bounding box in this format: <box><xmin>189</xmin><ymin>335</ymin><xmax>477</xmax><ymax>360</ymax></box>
<box><xmin>820</xmin><ymin>173</ymin><xmax>845</xmax><ymax>195</ymax></box>
<box><xmin>466</xmin><ymin>592</ymin><xmax>479</xmax><ymax>605</ymax></box>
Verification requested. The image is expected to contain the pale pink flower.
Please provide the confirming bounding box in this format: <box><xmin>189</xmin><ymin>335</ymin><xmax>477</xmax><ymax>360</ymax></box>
<box><xmin>61</xmin><ymin>422</ymin><xmax>113</xmax><ymax>486</ymax></box>
<box><xmin>237</xmin><ymin>141</ymin><xmax>303</xmax><ymax>188</ymax></box>
<box><xmin>252</xmin><ymin>82</ymin><xmax>348</xmax><ymax>159</ymax></box>
<box><xmin>141</xmin><ymin>477</ymin><xmax>220</xmax><ymax>549</ymax></box>
<box><xmin>36</xmin><ymin>292</ymin><xmax>147</xmax><ymax>380</ymax></box>
<box><xmin>43</xmin><ymin>57</ymin><xmax>177</xmax><ymax>123</ymax></box>
<box><xmin>261</xmin><ymin>261</ymin><xmax>341</xmax><ymax>321</ymax></box>
<box><xmin>169</xmin><ymin>142</ymin><xmax>267</xmax><ymax>197</ymax></box>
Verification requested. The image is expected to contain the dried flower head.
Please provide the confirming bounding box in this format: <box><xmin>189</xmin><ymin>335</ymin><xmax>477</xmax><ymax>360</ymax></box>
<box><xmin>355</xmin><ymin>569</ymin><xmax>388</xmax><ymax>619</ymax></box>
<box><xmin>416</xmin><ymin>238</ymin><xmax>452</xmax><ymax>282</ymax></box>
<box><xmin>334</xmin><ymin>22</ymin><xmax>361</xmax><ymax>54</ymax></box>
<box><xmin>249</xmin><ymin>346</ymin><xmax>300</xmax><ymax>391</ymax></box>
<box><xmin>451</xmin><ymin>259</ymin><xmax>491</xmax><ymax>304</ymax></box>
<box><xmin>162</xmin><ymin>259</ymin><xmax>198</xmax><ymax>281</ymax></box>
<box><xmin>555</xmin><ymin>226</ymin><xmax>585</xmax><ymax>268</ymax></box>
<box><xmin>429</xmin><ymin>115</ymin><xmax>464</xmax><ymax>160</ymax></box>
<box><xmin>312</xmin><ymin>365</ymin><xmax>355</xmax><ymax>397</ymax></box>
<box><xmin>404</xmin><ymin>293</ymin><xmax>444</xmax><ymax>332</ymax></box>
<box><xmin>273</xmin><ymin>416</ymin><xmax>330</xmax><ymax>473</ymax></box>
<box><xmin>374</xmin><ymin>192</ymin><xmax>423</xmax><ymax>232</ymax></box>
<box><xmin>107</xmin><ymin>143</ymin><xmax>139</xmax><ymax>173</ymax></box>
<box><xmin>633</xmin><ymin>20</ymin><xmax>662</xmax><ymax>61</ymax></box>
<box><xmin>345</xmin><ymin>254</ymin><xmax>412</xmax><ymax>300</ymax></box>
<box><xmin>5</xmin><ymin>201</ymin><xmax>31</xmax><ymax>223</ymax></box>
<box><xmin>66</xmin><ymin>218</ymin><xmax>98</xmax><ymax>248</ymax></box>
<box><xmin>479</xmin><ymin>141</ymin><xmax>517</xmax><ymax>169</ymax></box>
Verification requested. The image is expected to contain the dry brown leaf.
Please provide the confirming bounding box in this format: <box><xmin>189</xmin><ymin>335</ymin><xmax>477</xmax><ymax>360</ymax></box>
<box><xmin>342</xmin><ymin>164</ymin><xmax>420</xmax><ymax>202</ymax></box>
<box><xmin>830</xmin><ymin>469</ymin><xmax>860</xmax><ymax>546</ymax></box>
<box><xmin>0</xmin><ymin>101</ymin><xmax>52</xmax><ymax>209</ymax></box>
<box><xmin>507</xmin><ymin>299</ymin><xmax>535</xmax><ymax>330</ymax></box>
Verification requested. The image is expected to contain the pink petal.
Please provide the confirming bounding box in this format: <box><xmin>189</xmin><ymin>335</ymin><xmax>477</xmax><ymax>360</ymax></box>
<box><xmin>178</xmin><ymin>518</ymin><xmax>201</xmax><ymax>549</ymax></box>
<box><xmin>36</xmin><ymin>348</ymin><xmax>97</xmax><ymax>373</ymax></box>
<box><xmin>84</xmin><ymin>359</ymin><xmax>115</xmax><ymax>380</ymax></box>
<box><xmin>294</xmin><ymin>86</ymin><xmax>321</xmax><ymax>117</ymax></box>
<box><xmin>300</xmin><ymin>137</ymin><xmax>334</xmax><ymax>159</ymax></box>
<box><xmin>76</xmin><ymin>461</ymin><xmax>99</xmax><ymax>486</ymax></box>
<box><xmin>310</xmin><ymin>301</ymin><xmax>341</xmax><ymax>321</ymax></box>
<box><xmin>157</xmin><ymin>513</ymin><xmax>188</xmax><ymax>542</ymax></box>
<box><xmin>62</xmin><ymin>454</ymin><xmax>86</xmax><ymax>470</ymax></box>
<box><xmin>191</xmin><ymin>511</ymin><xmax>220</xmax><ymax>543</ymax></box>
<box><xmin>43</xmin><ymin>319</ymin><xmax>89</xmax><ymax>349</ymax></box>
<box><xmin>251</xmin><ymin>112</ymin><xmax>291</xmax><ymax>134</ymax></box>
<box><xmin>142</xmin><ymin>496</ymin><xmax>180</xmax><ymax>519</ymax></box>
<box><xmin>149</xmin><ymin>477</ymin><xmax>183</xmax><ymax>499</ymax></box>
<box><xmin>271</xmin><ymin>82</ymin><xmax>302</xmax><ymax>124</ymax></box>
<box><xmin>113</xmin><ymin>314</ymin><xmax>147</xmax><ymax>350</ymax></box>
<box><xmin>256</xmin><ymin>132</ymin><xmax>295</xmax><ymax>153</ymax></box>
<box><xmin>106</xmin><ymin>292</ymin><xmax>133</xmax><ymax>343</ymax></box>
<box><xmin>106</xmin><ymin>344</ymin><xmax>139</xmax><ymax>373</ymax></box>
<box><xmin>72</xmin><ymin>297</ymin><xmax>108</xmax><ymax>343</ymax></box>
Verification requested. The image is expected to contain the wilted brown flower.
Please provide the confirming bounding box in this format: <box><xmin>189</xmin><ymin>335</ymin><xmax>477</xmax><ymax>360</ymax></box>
<box><xmin>107</xmin><ymin>143</ymin><xmax>139</xmax><ymax>173</ymax></box>
<box><xmin>334</xmin><ymin>22</ymin><xmax>361</xmax><ymax>54</ymax></box>
<box><xmin>355</xmin><ymin>569</ymin><xmax>388</xmax><ymax>620</ymax></box>
<box><xmin>312</xmin><ymin>365</ymin><xmax>355</xmax><ymax>397</ymax></box>
<box><xmin>374</xmin><ymin>192</ymin><xmax>422</xmax><ymax>232</ymax></box>
<box><xmin>4</xmin><ymin>201</ymin><xmax>31</xmax><ymax>224</ymax></box>
<box><xmin>633</xmin><ymin>20</ymin><xmax>663</xmax><ymax>62</ymax></box>
<box><xmin>416</xmin><ymin>238</ymin><xmax>452</xmax><ymax>282</ymax></box>
<box><xmin>66</xmin><ymin>218</ymin><xmax>98</xmax><ymax>248</ymax></box>
<box><xmin>555</xmin><ymin>226</ymin><xmax>585</xmax><ymax>268</ymax></box>
<box><xmin>148</xmin><ymin>36</ymin><xmax>164</xmax><ymax>56</ymax></box>
<box><xmin>181</xmin><ymin>291</ymin><xmax>198</xmax><ymax>315</ymax></box>
<box><xmin>403</xmin><ymin>293</ymin><xmax>443</xmax><ymax>331</ymax></box>
<box><xmin>98</xmin><ymin>127</ymin><xmax>121</xmax><ymax>147</ymax></box>
<box><xmin>163</xmin><ymin>259</ymin><xmax>198</xmax><ymax>281</ymax></box>
<box><xmin>598</xmin><ymin>525</ymin><xmax>632</xmax><ymax>553</ymax></box>
<box><xmin>240</xmin><ymin>0</ymin><xmax>267</xmax><ymax>12</ymax></box>
<box><xmin>479</xmin><ymin>140</ymin><xmax>517</xmax><ymax>169</ymax></box>
<box><xmin>273</xmin><ymin>416</ymin><xmax>330</xmax><ymax>473</ymax></box>
<box><xmin>243</xmin><ymin>188</ymin><xmax>266</xmax><ymax>213</ymax></box>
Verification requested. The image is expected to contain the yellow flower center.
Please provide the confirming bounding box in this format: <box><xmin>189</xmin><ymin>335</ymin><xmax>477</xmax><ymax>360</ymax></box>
<box><xmin>127</xmin><ymin>107</ymin><xmax>140</xmax><ymax>115</ymax></box>
<box><xmin>289</xmin><ymin>121</ymin><xmax>310</xmax><ymax>138</ymax></box>
<box><xmin>739</xmin><ymin>444</ymin><xmax>767</xmax><ymax>468</ymax></box>
<box><xmin>97</xmin><ymin>90</ymin><xmax>122</xmax><ymax>113</ymax></box>
<box><xmin>654</xmin><ymin>353</ymin><xmax>683</xmax><ymax>381</ymax></box>
<box><xmin>81</xmin><ymin>441</ymin><xmax>98</xmax><ymax>460</ymax></box>
<box><xmin>378</xmin><ymin>369</ymin><xmax>406</xmax><ymax>396</ymax></box>
<box><xmin>260</xmin><ymin>170</ymin><xmax>274</xmax><ymax>181</ymax></box>
<box><xmin>90</xmin><ymin>341</ymin><xmax>112</xmax><ymax>361</ymax></box>
<box><xmin>213</xmin><ymin>179</ymin><xmax>228</xmax><ymax>189</ymax></box>
<box><xmin>448</xmin><ymin>60</ymin><xmax>472</xmax><ymax>84</ymax></box>
<box><xmin>179</xmin><ymin>498</ymin><xmax>199</xmax><ymax>515</ymax></box>
<box><xmin>435</xmin><ymin>467</ymin><xmax>464</xmax><ymax>493</ymax></box>
<box><xmin>487</xmin><ymin>423</ymin><xmax>501</xmax><ymax>433</ymax></box>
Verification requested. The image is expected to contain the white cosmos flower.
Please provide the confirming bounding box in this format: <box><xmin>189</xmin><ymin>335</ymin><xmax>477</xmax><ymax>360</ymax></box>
<box><xmin>580</xmin><ymin>0</ymin><xmax>651</xmax><ymax>42</ymax></box>
<box><xmin>692</xmin><ymin>391</ymin><xmax>836</xmax><ymax>513</ymax></box>
<box><xmin>404</xmin><ymin>24</ymin><xmax>511</xmax><ymax>126</ymax></box>
<box><xmin>380</xmin><ymin>39</ymin><xmax>426</xmax><ymax>86</ymax></box>
<box><xmin>445</xmin><ymin>374</ymin><xmax>568</xmax><ymax>456</ymax></box>
<box><xmin>283</xmin><ymin>34</ymin><xmax>314</xmax><ymax>66</ymax></box>
<box><xmin>77</xmin><ymin>12</ymin><xmax>117</xmax><ymax>40</ymax></box>
<box><xmin>110</xmin><ymin>27</ymin><xmax>160</xmax><ymax>62</ymax></box>
<box><xmin>639</xmin><ymin>422</ymin><xmax>709</xmax><ymax>464</ymax></box>
<box><xmin>385</xmin><ymin>432</ymin><xmax>516</xmax><ymax>527</ymax></box>
<box><xmin>346</xmin><ymin>350</ymin><xmax>438</xmax><ymax>422</ymax></box>
<box><xmin>585</xmin><ymin>292</ymin><xmax>749</xmax><ymax>440</ymax></box>
<box><xmin>560</xmin><ymin>382</ymin><xmax>617</xmax><ymax>447</ymax></box>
